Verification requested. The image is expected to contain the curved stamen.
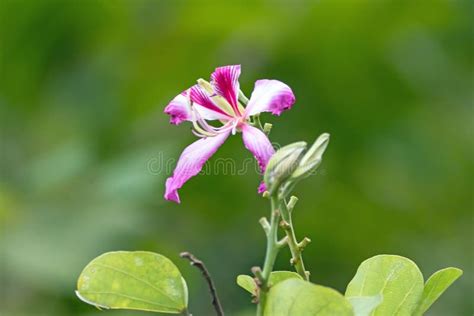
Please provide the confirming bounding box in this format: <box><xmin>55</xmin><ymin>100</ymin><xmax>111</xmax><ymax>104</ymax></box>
<box><xmin>197</xmin><ymin>116</ymin><xmax>232</xmax><ymax>133</ymax></box>
<box><xmin>189</xmin><ymin>97</ymin><xmax>236</xmax><ymax>138</ymax></box>
<box><xmin>192</xmin><ymin>121</ymin><xmax>235</xmax><ymax>138</ymax></box>
<box><xmin>192</xmin><ymin>120</ymin><xmax>219</xmax><ymax>137</ymax></box>
<box><xmin>191</xmin><ymin>129</ymin><xmax>211</xmax><ymax>138</ymax></box>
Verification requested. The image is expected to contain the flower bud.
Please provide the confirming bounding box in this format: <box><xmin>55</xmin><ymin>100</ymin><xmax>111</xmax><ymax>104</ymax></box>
<box><xmin>291</xmin><ymin>133</ymin><xmax>330</xmax><ymax>180</ymax></box>
<box><xmin>264</xmin><ymin>142</ymin><xmax>307</xmax><ymax>195</ymax></box>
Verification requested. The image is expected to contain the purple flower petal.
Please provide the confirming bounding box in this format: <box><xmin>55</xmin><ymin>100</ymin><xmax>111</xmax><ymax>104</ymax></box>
<box><xmin>164</xmin><ymin>91</ymin><xmax>192</xmax><ymax>125</ymax></box>
<box><xmin>211</xmin><ymin>65</ymin><xmax>241</xmax><ymax>115</ymax></box>
<box><xmin>242</xmin><ymin>124</ymin><xmax>275</xmax><ymax>174</ymax></box>
<box><xmin>258</xmin><ymin>181</ymin><xmax>267</xmax><ymax>194</ymax></box>
<box><xmin>244</xmin><ymin>79</ymin><xmax>295</xmax><ymax>117</ymax></box>
<box><xmin>164</xmin><ymin>131</ymin><xmax>231</xmax><ymax>203</ymax></box>
<box><xmin>190</xmin><ymin>85</ymin><xmax>233</xmax><ymax>120</ymax></box>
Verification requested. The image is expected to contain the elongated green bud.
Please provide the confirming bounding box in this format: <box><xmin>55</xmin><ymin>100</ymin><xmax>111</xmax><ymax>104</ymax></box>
<box><xmin>291</xmin><ymin>133</ymin><xmax>330</xmax><ymax>180</ymax></box>
<box><xmin>264</xmin><ymin>142</ymin><xmax>307</xmax><ymax>195</ymax></box>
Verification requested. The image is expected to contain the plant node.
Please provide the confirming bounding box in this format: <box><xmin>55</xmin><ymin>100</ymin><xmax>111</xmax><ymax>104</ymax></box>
<box><xmin>280</xmin><ymin>220</ymin><xmax>291</xmax><ymax>230</ymax></box>
<box><xmin>297</xmin><ymin>237</ymin><xmax>311</xmax><ymax>250</ymax></box>
<box><xmin>259</xmin><ymin>217</ymin><xmax>271</xmax><ymax>235</ymax></box>
<box><xmin>287</xmin><ymin>196</ymin><xmax>299</xmax><ymax>212</ymax></box>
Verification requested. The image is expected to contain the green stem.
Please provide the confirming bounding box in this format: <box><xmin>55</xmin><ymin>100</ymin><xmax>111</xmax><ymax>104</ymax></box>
<box><xmin>261</xmin><ymin>197</ymin><xmax>280</xmax><ymax>282</ymax></box>
<box><xmin>279</xmin><ymin>198</ymin><xmax>309</xmax><ymax>281</ymax></box>
<box><xmin>257</xmin><ymin>196</ymin><xmax>281</xmax><ymax>316</ymax></box>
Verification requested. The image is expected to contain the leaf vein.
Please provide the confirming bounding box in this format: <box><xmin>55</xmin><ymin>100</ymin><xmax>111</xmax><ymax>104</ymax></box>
<box><xmin>392</xmin><ymin>281</ymin><xmax>417</xmax><ymax>315</ymax></box>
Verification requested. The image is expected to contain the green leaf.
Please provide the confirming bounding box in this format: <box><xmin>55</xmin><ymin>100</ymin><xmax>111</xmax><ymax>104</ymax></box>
<box><xmin>413</xmin><ymin>267</ymin><xmax>462</xmax><ymax>315</ymax></box>
<box><xmin>76</xmin><ymin>251</ymin><xmax>188</xmax><ymax>314</ymax></box>
<box><xmin>237</xmin><ymin>275</ymin><xmax>256</xmax><ymax>294</ymax></box>
<box><xmin>346</xmin><ymin>295</ymin><xmax>382</xmax><ymax>316</ymax></box>
<box><xmin>236</xmin><ymin>271</ymin><xmax>302</xmax><ymax>295</ymax></box>
<box><xmin>265</xmin><ymin>279</ymin><xmax>353</xmax><ymax>315</ymax></box>
<box><xmin>345</xmin><ymin>255</ymin><xmax>424</xmax><ymax>316</ymax></box>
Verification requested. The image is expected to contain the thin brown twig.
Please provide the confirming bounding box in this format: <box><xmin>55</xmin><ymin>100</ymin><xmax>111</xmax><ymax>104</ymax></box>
<box><xmin>180</xmin><ymin>251</ymin><xmax>224</xmax><ymax>316</ymax></box>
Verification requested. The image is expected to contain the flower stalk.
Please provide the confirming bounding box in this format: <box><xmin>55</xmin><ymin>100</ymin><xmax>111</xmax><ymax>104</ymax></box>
<box><xmin>256</xmin><ymin>195</ymin><xmax>284</xmax><ymax>316</ymax></box>
<box><xmin>256</xmin><ymin>193</ymin><xmax>312</xmax><ymax>315</ymax></box>
<box><xmin>255</xmin><ymin>135</ymin><xmax>330</xmax><ymax>314</ymax></box>
<box><xmin>279</xmin><ymin>197</ymin><xmax>310</xmax><ymax>281</ymax></box>
<box><xmin>163</xmin><ymin>65</ymin><xmax>333</xmax><ymax>316</ymax></box>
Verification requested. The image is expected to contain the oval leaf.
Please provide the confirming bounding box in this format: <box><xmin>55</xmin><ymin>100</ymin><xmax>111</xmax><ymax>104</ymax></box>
<box><xmin>237</xmin><ymin>271</ymin><xmax>302</xmax><ymax>295</ymax></box>
<box><xmin>76</xmin><ymin>251</ymin><xmax>188</xmax><ymax>314</ymax></box>
<box><xmin>345</xmin><ymin>255</ymin><xmax>423</xmax><ymax>316</ymax></box>
<box><xmin>265</xmin><ymin>279</ymin><xmax>353</xmax><ymax>315</ymax></box>
<box><xmin>413</xmin><ymin>267</ymin><xmax>462</xmax><ymax>316</ymax></box>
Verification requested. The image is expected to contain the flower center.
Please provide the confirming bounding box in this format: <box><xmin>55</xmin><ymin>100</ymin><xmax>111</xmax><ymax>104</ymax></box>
<box><xmin>230</xmin><ymin>117</ymin><xmax>248</xmax><ymax>135</ymax></box>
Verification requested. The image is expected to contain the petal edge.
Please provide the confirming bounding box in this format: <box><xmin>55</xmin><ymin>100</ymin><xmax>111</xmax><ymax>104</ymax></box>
<box><xmin>164</xmin><ymin>91</ymin><xmax>192</xmax><ymax>125</ymax></box>
<box><xmin>245</xmin><ymin>79</ymin><xmax>295</xmax><ymax>117</ymax></box>
<box><xmin>165</xmin><ymin>131</ymin><xmax>231</xmax><ymax>203</ymax></box>
<box><xmin>242</xmin><ymin>124</ymin><xmax>275</xmax><ymax>174</ymax></box>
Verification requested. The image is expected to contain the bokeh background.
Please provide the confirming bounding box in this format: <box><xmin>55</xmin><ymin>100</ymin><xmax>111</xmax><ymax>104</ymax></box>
<box><xmin>1</xmin><ymin>0</ymin><xmax>472</xmax><ymax>315</ymax></box>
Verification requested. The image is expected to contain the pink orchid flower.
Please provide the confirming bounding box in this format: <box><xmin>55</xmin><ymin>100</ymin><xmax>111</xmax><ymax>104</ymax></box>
<box><xmin>164</xmin><ymin>65</ymin><xmax>295</xmax><ymax>203</ymax></box>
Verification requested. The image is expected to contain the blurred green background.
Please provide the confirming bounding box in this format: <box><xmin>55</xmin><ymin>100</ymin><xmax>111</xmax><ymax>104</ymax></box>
<box><xmin>1</xmin><ymin>0</ymin><xmax>472</xmax><ymax>315</ymax></box>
